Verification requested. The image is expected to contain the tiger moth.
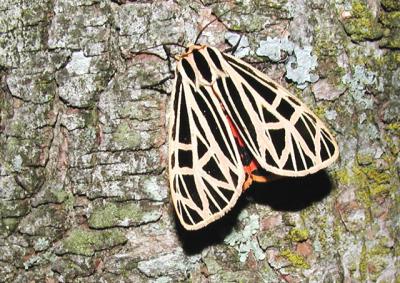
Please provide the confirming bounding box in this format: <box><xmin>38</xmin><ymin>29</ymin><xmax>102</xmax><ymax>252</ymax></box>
<box><xmin>168</xmin><ymin>44</ymin><xmax>339</xmax><ymax>230</ymax></box>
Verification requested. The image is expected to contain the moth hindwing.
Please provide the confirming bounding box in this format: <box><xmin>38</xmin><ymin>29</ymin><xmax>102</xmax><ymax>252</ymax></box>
<box><xmin>168</xmin><ymin>45</ymin><xmax>339</xmax><ymax>230</ymax></box>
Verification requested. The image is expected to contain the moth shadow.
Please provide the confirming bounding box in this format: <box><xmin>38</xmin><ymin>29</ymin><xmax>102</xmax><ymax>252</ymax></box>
<box><xmin>175</xmin><ymin>196</ymin><xmax>249</xmax><ymax>255</ymax></box>
<box><xmin>176</xmin><ymin>170</ymin><xmax>333</xmax><ymax>254</ymax></box>
<box><xmin>247</xmin><ymin>170</ymin><xmax>334</xmax><ymax>211</ymax></box>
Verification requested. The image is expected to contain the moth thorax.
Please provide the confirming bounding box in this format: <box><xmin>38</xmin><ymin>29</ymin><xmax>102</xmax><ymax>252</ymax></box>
<box><xmin>180</xmin><ymin>47</ymin><xmax>227</xmax><ymax>87</ymax></box>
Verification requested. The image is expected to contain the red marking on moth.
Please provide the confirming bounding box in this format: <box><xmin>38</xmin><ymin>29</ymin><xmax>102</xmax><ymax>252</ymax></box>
<box><xmin>225</xmin><ymin>114</ymin><xmax>267</xmax><ymax>187</ymax></box>
<box><xmin>244</xmin><ymin>159</ymin><xmax>259</xmax><ymax>175</ymax></box>
<box><xmin>226</xmin><ymin>113</ymin><xmax>245</xmax><ymax>147</ymax></box>
<box><xmin>210</xmin><ymin>85</ymin><xmax>268</xmax><ymax>188</ymax></box>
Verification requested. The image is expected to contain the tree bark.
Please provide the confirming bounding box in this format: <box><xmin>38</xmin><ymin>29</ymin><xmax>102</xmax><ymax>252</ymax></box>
<box><xmin>0</xmin><ymin>0</ymin><xmax>399</xmax><ymax>282</ymax></box>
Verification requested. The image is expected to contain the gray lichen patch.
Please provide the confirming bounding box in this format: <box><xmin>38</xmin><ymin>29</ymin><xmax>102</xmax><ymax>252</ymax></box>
<box><xmin>224</xmin><ymin>211</ymin><xmax>265</xmax><ymax>262</ymax></box>
<box><xmin>0</xmin><ymin>4</ymin><xmax>21</xmax><ymax>34</ymax></box>
<box><xmin>256</xmin><ymin>37</ymin><xmax>294</xmax><ymax>62</ymax></box>
<box><xmin>285</xmin><ymin>46</ymin><xmax>319</xmax><ymax>89</ymax></box>
<box><xmin>342</xmin><ymin>64</ymin><xmax>377</xmax><ymax>110</ymax></box>
<box><xmin>88</xmin><ymin>201</ymin><xmax>162</xmax><ymax>229</ymax></box>
<box><xmin>66</xmin><ymin>51</ymin><xmax>92</xmax><ymax>76</ymax></box>
<box><xmin>141</xmin><ymin>175</ymin><xmax>168</xmax><ymax>202</ymax></box>
<box><xmin>225</xmin><ymin>32</ymin><xmax>251</xmax><ymax>58</ymax></box>
<box><xmin>137</xmin><ymin>249</ymin><xmax>201</xmax><ymax>280</ymax></box>
<box><xmin>256</xmin><ymin>38</ymin><xmax>319</xmax><ymax>89</ymax></box>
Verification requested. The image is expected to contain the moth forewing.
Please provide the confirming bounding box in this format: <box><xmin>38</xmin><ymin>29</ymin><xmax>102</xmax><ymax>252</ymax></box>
<box><xmin>168</xmin><ymin>47</ymin><xmax>245</xmax><ymax>230</ymax></box>
<box><xmin>214</xmin><ymin>48</ymin><xmax>339</xmax><ymax>176</ymax></box>
<box><xmin>168</xmin><ymin>44</ymin><xmax>339</xmax><ymax>230</ymax></box>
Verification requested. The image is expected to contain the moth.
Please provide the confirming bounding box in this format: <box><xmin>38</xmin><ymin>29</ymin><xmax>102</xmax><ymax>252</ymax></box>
<box><xmin>168</xmin><ymin>44</ymin><xmax>339</xmax><ymax>230</ymax></box>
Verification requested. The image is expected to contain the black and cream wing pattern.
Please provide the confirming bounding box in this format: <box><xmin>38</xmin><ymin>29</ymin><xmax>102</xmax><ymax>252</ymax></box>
<box><xmin>168</xmin><ymin>45</ymin><xmax>339</xmax><ymax>230</ymax></box>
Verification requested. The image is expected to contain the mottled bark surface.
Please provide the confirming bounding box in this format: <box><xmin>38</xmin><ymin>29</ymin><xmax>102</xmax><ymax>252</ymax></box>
<box><xmin>0</xmin><ymin>0</ymin><xmax>399</xmax><ymax>282</ymax></box>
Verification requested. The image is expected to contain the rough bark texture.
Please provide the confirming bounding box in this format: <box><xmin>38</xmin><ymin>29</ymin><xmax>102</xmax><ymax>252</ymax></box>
<box><xmin>0</xmin><ymin>0</ymin><xmax>399</xmax><ymax>282</ymax></box>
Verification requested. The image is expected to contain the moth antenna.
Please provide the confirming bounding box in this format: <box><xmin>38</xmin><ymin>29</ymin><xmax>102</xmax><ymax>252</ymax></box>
<box><xmin>140</xmin><ymin>75</ymin><xmax>172</xmax><ymax>96</ymax></box>
<box><xmin>193</xmin><ymin>8</ymin><xmax>234</xmax><ymax>45</ymax></box>
<box><xmin>132</xmin><ymin>43</ymin><xmax>186</xmax><ymax>56</ymax></box>
<box><xmin>224</xmin><ymin>34</ymin><xmax>243</xmax><ymax>54</ymax></box>
<box><xmin>162</xmin><ymin>44</ymin><xmax>174</xmax><ymax>73</ymax></box>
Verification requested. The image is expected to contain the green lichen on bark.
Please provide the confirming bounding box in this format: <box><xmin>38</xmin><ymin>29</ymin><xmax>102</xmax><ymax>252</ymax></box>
<box><xmin>381</xmin><ymin>0</ymin><xmax>400</xmax><ymax>11</ymax></box>
<box><xmin>342</xmin><ymin>1</ymin><xmax>384</xmax><ymax>42</ymax></box>
<box><xmin>379</xmin><ymin>0</ymin><xmax>400</xmax><ymax>48</ymax></box>
<box><xmin>280</xmin><ymin>249</ymin><xmax>310</xmax><ymax>269</ymax></box>
<box><xmin>60</xmin><ymin>228</ymin><xmax>127</xmax><ymax>257</ymax></box>
<box><xmin>88</xmin><ymin>201</ymin><xmax>161</xmax><ymax>228</ymax></box>
<box><xmin>335</xmin><ymin>158</ymin><xmax>395</xmax><ymax>212</ymax></box>
<box><xmin>287</xmin><ymin>228</ymin><xmax>309</xmax><ymax>242</ymax></box>
<box><xmin>380</xmin><ymin>11</ymin><xmax>400</xmax><ymax>28</ymax></box>
<box><xmin>113</xmin><ymin>121</ymin><xmax>142</xmax><ymax>149</ymax></box>
<box><xmin>0</xmin><ymin>217</ymin><xmax>19</xmax><ymax>236</ymax></box>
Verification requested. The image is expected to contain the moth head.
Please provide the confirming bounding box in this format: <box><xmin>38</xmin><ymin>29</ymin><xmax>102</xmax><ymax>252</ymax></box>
<box><xmin>175</xmin><ymin>44</ymin><xmax>207</xmax><ymax>61</ymax></box>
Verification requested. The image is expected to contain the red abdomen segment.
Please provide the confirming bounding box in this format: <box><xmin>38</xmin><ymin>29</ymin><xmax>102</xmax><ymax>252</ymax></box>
<box><xmin>226</xmin><ymin>114</ymin><xmax>268</xmax><ymax>190</ymax></box>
